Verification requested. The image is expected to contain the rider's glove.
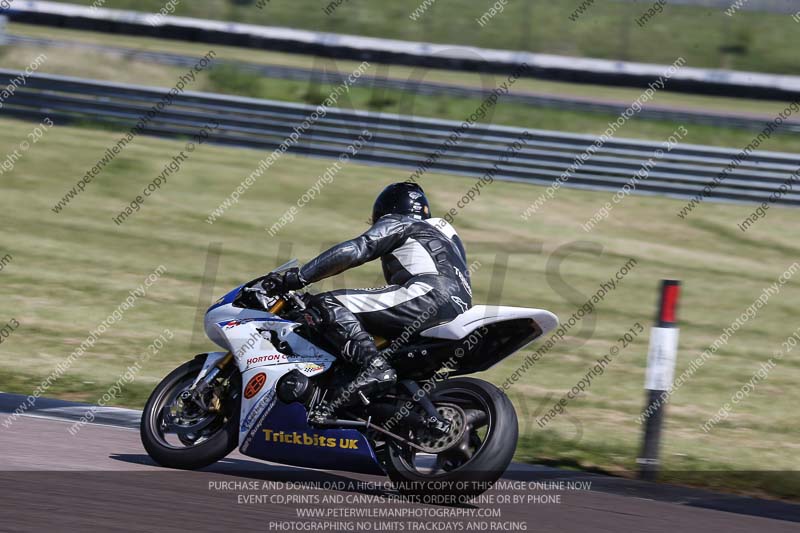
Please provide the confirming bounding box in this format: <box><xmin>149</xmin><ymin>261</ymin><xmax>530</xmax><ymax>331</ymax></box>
<box><xmin>262</xmin><ymin>267</ymin><xmax>306</xmax><ymax>296</ymax></box>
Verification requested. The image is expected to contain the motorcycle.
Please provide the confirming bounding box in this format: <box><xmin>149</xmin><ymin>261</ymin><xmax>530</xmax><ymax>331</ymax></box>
<box><xmin>141</xmin><ymin>260</ymin><xmax>558</xmax><ymax>497</ymax></box>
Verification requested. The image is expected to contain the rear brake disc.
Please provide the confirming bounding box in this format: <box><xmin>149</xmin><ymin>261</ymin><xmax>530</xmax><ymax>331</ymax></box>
<box><xmin>415</xmin><ymin>403</ymin><xmax>467</xmax><ymax>454</ymax></box>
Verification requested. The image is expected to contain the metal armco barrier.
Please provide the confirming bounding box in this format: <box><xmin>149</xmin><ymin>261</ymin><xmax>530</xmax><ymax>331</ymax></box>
<box><xmin>1</xmin><ymin>70</ymin><xmax>799</xmax><ymax>207</ymax></box>
<box><xmin>4</xmin><ymin>1</ymin><xmax>800</xmax><ymax>101</ymax></box>
<box><xmin>7</xmin><ymin>34</ymin><xmax>799</xmax><ymax>135</ymax></box>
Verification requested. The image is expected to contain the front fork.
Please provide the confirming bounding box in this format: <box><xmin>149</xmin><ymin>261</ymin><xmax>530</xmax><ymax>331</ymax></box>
<box><xmin>185</xmin><ymin>351</ymin><xmax>234</xmax><ymax>411</ymax></box>
<box><xmin>187</xmin><ymin>297</ymin><xmax>285</xmax><ymax>409</ymax></box>
<box><xmin>191</xmin><ymin>352</ymin><xmax>232</xmax><ymax>387</ymax></box>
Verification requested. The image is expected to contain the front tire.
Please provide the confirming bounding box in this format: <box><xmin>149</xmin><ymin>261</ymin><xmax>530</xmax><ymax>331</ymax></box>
<box><xmin>140</xmin><ymin>357</ymin><xmax>240</xmax><ymax>470</ymax></box>
<box><xmin>384</xmin><ymin>377</ymin><xmax>518</xmax><ymax>499</ymax></box>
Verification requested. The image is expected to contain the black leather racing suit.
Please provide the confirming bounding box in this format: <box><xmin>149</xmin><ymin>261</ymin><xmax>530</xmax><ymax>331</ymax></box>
<box><xmin>300</xmin><ymin>214</ymin><xmax>472</xmax><ymax>366</ymax></box>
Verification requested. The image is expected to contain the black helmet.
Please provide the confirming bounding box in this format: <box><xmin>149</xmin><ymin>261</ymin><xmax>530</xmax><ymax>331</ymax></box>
<box><xmin>372</xmin><ymin>182</ymin><xmax>431</xmax><ymax>224</ymax></box>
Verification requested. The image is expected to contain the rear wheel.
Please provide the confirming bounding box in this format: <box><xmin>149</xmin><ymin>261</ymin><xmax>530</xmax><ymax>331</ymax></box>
<box><xmin>384</xmin><ymin>377</ymin><xmax>518</xmax><ymax>499</ymax></box>
<box><xmin>140</xmin><ymin>356</ymin><xmax>241</xmax><ymax>470</ymax></box>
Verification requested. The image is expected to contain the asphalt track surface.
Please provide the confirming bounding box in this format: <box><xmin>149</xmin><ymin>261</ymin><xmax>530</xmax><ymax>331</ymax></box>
<box><xmin>1</xmin><ymin>393</ymin><xmax>798</xmax><ymax>532</ymax></box>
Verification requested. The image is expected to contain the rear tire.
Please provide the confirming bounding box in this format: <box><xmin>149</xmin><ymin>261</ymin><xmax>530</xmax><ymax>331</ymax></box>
<box><xmin>384</xmin><ymin>377</ymin><xmax>518</xmax><ymax>499</ymax></box>
<box><xmin>140</xmin><ymin>357</ymin><xmax>240</xmax><ymax>470</ymax></box>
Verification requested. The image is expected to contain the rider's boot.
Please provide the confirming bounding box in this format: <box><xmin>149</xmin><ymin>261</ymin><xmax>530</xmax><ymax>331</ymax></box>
<box><xmin>302</xmin><ymin>294</ymin><xmax>398</xmax><ymax>424</ymax></box>
<box><xmin>308</xmin><ymin>333</ymin><xmax>397</xmax><ymax>424</ymax></box>
<box><xmin>346</xmin><ymin>334</ymin><xmax>397</xmax><ymax>401</ymax></box>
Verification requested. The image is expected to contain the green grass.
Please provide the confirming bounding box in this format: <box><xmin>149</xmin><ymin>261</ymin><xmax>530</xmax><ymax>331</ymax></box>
<box><xmin>45</xmin><ymin>0</ymin><xmax>800</xmax><ymax>75</ymax></box>
<box><xmin>2</xmin><ymin>41</ymin><xmax>798</xmax><ymax>153</ymax></box>
<box><xmin>1</xmin><ymin>117</ymin><xmax>799</xmax><ymax>498</ymax></box>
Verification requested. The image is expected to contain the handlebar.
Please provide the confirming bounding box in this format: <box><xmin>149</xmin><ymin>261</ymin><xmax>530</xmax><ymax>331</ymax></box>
<box><xmin>239</xmin><ymin>260</ymin><xmax>305</xmax><ymax>313</ymax></box>
<box><xmin>243</xmin><ymin>286</ymin><xmax>306</xmax><ymax>312</ymax></box>
<box><xmin>244</xmin><ymin>287</ymin><xmax>267</xmax><ymax>295</ymax></box>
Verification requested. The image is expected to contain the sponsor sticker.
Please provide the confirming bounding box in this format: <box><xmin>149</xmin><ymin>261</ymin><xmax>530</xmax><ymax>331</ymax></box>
<box><xmin>300</xmin><ymin>363</ymin><xmax>324</xmax><ymax>374</ymax></box>
<box><xmin>246</xmin><ymin>354</ymin><xmax>284</xmax><ymax>367</ymax></box>
<box><xmin>219</xmin><ymin>317</ymin><xmax>265</xmax><ymax>329</ymax></box>
<box><xmin>240</xmin><ymin>390</ymin><xmax>276</xmax><ymax>432</ymax></box>
<box><xmin>263</xmin><ymin>429</ymin><xmax>359</xmax><ymax>449</ymax></box>
<box><xmin>244</xmin><ymin>372</ymin><xmax>267</xmax><ymax>399</ymax></box>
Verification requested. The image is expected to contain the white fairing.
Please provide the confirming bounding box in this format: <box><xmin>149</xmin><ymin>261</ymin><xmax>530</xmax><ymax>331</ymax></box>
<box><xmin>204</xmin><ymin>298</ymin><xmax>557</xmax><ymax>450</ymax></box>
<box><xmin>420</xmin><ymin>305</ymin><xmax>559</xmax><ymax>340</ymax></box>
<box><xmin>204</xmin><ymin>301</ymin><xmax>337</xmax><ymax>449</ymax></box>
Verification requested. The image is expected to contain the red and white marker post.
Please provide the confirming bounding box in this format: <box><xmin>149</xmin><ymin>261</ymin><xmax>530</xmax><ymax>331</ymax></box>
<box><xmin>638</xmin><ymin>280</ymin><xmax>681</xmax><ymax>481</ymax></box>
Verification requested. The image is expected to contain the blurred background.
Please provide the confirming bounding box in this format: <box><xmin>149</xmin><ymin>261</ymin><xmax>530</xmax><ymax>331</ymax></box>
<box><xmin>0</xmin><ymin>0</ymin><xmax>798</xmax><ymax>500</ymax></box>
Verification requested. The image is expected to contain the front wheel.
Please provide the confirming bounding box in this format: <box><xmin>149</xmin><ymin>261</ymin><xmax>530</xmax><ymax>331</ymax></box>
<box><xmin>140</xmin><ymin>356</ymin><xmax>241</xmax><ymax>470</ymax></box>
<box><xmin>384</xmin><ymin>377</ymin><xmax>518</xmax><ymax>499</ymax></box>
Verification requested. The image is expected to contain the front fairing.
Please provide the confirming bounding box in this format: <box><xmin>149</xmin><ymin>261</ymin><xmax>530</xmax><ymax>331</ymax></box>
<box><xmin>207</xmin><ymin>284</ymin><xmax>244</xmax><ymax>314</ymax></box>
<box><xmin>203</xmin><ymin>276</ymin><xmax>277</xmax><ymax>350</ymax></box>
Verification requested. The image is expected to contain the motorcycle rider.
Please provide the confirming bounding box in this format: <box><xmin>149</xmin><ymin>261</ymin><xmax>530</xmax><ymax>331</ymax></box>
<box><xmin>262</xmin><ymin>182</ymin><xmax>472</xmax><ymax>418</ymax></box>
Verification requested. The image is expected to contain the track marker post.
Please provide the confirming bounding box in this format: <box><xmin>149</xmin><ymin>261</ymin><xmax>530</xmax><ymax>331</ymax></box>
<box><xmin>637</xmin><ymin>280</ymin><xmax>681</xmax><ymax>481</ymax></box>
